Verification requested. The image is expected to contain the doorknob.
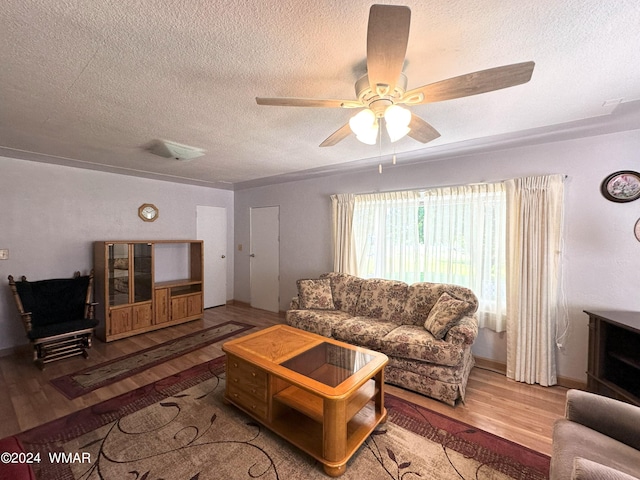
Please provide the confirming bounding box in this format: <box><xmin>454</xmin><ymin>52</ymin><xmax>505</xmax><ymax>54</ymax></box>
<box><xmin>250</xmin><ymin>253</ymin><xmax>255</xmax><ymax>257</ymax></box>
<box><xmin>221</xmin><ymin>255</ymin><xmax>226</xmax><ymax>258</ymax></box>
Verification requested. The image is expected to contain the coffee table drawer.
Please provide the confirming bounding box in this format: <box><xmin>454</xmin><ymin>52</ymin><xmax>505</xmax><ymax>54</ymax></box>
<box><xmin>227</xmin><ymin>355</ymin><xmax>268</xmax><ymax>399</ymax></box>
<box><xmin>227</xmin><ymin>384</ymin><xmax>268</xmax><ymax>418</ymax></box>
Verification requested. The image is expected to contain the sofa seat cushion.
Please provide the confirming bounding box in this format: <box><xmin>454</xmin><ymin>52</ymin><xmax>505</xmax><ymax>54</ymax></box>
<box><xmin>355</xmin><ymin>278</ymin><xmax>408</xmax><ymax>323</ymax></box>
<box><xmin>296</xmin><ymin>278</ymin><xmax>335</xmax><ymax>310</ymax></box>
<box><xmin>403</xmin><ymin>282</ymin><xmax>478</xmax><ymax>327</ymax></box>
<box><xmin>381</xmin><ymin>325</ymin><xmax>465</xmax><ymax>366</ymax></box>
<box><xmin>551</xmin><ymin>419</ymin><xmax>640</xmax><ymax>480</ymax></box>
<box><xmin>320</xmin><ymin>273</ymin><xmax>364</xmax><ymax>315</ymax></box>
<box><xmin>385</xmin><ymin>350</ymin><xmax>475</xmax><ymax>406</ymax></box>
<box><xmin>285</xmin><ymin>309</ymin><xmax>353</xmax><ymax>338</ymax></box>
<box><xmin>333</xmin><ymin>317</ymin><xmax>399</xmax><ymax>349</ymax></box>
<box><xmin>386</xmin><ymin>350</ymin><xmax>473</xmax><ymax>383</ymax></box>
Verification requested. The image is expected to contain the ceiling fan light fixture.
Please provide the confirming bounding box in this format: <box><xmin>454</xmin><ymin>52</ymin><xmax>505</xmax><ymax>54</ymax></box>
<box><xmin>386</xmin><ymin>124</ymin><xmax>411</xmax><ymax>143</ymax></box>
<box><xmin>356</xmin><ymin>121</ymin><xmax>379</xmax><ymax>145</ymax></box>
<box><xmin>350</xmin><ymin>108</ymin><xmax>380</xmax><ymax>144</ymax></box>
<box><xmin>349</xmin><ymin>109</ymin><xmax>376</xmax><ymax>134</ymax></box>
<box><xmin>384</xmin><ymin>105</ymin><xmax>411</xmax><ymax>142</ymax></box>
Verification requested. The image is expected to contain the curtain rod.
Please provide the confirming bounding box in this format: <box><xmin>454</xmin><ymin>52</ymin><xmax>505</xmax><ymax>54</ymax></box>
<box><xmin>346</xmin><ymin>174</ymin><xmax>568</xmax><ymax>196</ymax></box>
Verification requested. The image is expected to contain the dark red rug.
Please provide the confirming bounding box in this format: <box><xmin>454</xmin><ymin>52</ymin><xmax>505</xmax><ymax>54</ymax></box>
<box><xmin>50</xmin><ymin>321</ymin><xmax>253</xmax><ymax>399</ymax></box>
<box><xmin>12</xmin><ymin>356</ymin><xmax>549</xmax><ymax>479</ymax></box>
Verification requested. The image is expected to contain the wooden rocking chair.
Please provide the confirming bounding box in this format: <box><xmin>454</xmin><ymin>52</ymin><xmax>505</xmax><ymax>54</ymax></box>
<box><xmin>8</xmin><ymin>271</ymin><xmax>98</xmax><ymax>369</ymax></box>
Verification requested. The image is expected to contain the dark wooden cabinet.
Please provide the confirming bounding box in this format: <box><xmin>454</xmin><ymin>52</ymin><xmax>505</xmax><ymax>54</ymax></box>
<box><xmin>585</xmin><ymin>310</ymin><xmax>640</xmax><ymax>406</ymax></box>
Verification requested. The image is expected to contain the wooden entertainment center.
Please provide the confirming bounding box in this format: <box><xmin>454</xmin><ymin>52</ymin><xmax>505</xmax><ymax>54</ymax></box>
<box><xmin>585</xmin><ymin>310</ymin><xmax>640</xmax><ymax>406</ymax></box>
<box><xmin>94</xmin><ymin>240</ymin><xmax>204</xmax><ymax>342</ymax></box>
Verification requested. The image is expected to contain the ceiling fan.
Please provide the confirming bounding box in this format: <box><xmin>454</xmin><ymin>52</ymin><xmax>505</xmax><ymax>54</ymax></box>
<box><xmin>256</xmin><ymin>4</ymin><xmax>535</xmax><ymax>147</ymax></box>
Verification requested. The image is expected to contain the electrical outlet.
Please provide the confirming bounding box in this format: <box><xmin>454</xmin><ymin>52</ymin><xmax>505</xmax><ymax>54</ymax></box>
<box><xmin>0</xmin><ymin>249</ymin><xmax>8</xmax><ymax>260</ymax></box>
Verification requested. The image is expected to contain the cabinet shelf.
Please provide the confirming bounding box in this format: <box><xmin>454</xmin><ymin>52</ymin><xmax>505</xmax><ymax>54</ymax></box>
<box><xmin>585</xmin><ymin>310</ymin><xmax>640</xmax><ymax>407</ymax></box>
<box><xmin>155</xmin><ymin>279</ymin><xmax>202</xmax><ymax>289</ymax></box>
<box><xmin>608</xmin><ymin>351</ymin><xmax>640</xmax><ymax>370</ymax></box>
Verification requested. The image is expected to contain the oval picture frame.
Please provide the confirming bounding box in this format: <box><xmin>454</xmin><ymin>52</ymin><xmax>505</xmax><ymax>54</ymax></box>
<box><xmin>601</xmin><ymin>170</ymin><xmax>640</xmax><ymax>203</ymax></box>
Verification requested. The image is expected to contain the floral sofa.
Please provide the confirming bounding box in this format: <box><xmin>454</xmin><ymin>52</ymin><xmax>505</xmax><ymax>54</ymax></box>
<box><xmin>285</xmin><ymin>272</ymin><xmax>479</xmax><ymax>406</ymax></box>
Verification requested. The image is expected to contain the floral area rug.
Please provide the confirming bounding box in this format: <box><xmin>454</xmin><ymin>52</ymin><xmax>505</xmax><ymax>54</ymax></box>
<box><xmin>18</xmin><ymin>356</ymin><xmax>549</xmax><ymax>479</ymax></box>
<box><xmin>50</xmin><ymin>321</ymin><xmax>253</xmax><ymax>399</ymax></box>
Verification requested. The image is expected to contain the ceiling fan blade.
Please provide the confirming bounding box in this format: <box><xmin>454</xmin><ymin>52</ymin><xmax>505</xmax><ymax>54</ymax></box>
<box><xmin>256</xmin><ymin>97</ymin><xmax>362</xmax><ymax>108</ymax></box>
<box><xmin>320</xmin><ymin>123</ymin><xmax>353</xmax><ymax>147</ymax></box>
<box><xmin>366</xmin><ymin>4</ymin><xmax>411</xmax><ymax>96</ymax></box>
<box><xmin>402</xmin><ymin>61</ymin><xmax>535</xmax><ymax>105</ymax></box>
<box><xmin>407</xmin><ymin>114</ymin><xmax>441</xmax><ymax>144</ymax></box>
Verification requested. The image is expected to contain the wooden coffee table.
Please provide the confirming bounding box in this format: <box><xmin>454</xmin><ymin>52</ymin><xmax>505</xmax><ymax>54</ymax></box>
<box><xmin>222</xmin><ymin>324</ymin><xmax>388</xmax><ymax>477</ymax></box>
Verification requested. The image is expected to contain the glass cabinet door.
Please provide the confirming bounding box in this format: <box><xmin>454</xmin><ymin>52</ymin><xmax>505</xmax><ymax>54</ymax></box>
<box><xmin>108</xmin><ymin>243</ymin><xmax>130</xmax><ymax>306</ymax></box>
<box><xmin>133</xmin><ymin>243</ymin><xmax>152</xmax><ymax>303</ymax></box>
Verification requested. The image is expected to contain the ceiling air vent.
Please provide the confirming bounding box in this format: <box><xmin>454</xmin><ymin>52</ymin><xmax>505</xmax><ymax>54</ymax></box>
<box><xmin>148</xmin><ymin>139</ymin><xmax>206</xmax><ymax>160</ymax></box>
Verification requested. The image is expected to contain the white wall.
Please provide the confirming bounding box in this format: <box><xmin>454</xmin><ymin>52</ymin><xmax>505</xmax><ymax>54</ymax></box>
<box><xmin>0</xmin><ymin>156</ymin><xmax>234</xmax><ymax>351</ymax></box>
<box><xmin>234</xmin><ymin>128</ymin><xmax>640</xmax><ymax>383</ymax></box>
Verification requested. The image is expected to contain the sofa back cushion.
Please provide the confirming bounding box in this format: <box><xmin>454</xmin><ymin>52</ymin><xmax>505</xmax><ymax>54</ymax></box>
<box><xmin>403</xmin><ymin>282</ymin><xmax>478</xmax><ymax>326</ymax></box>
<box><xmin>319</xmin><ymin>272</ymin><xmax>363</xmax><ymax>315</ymax></box>
<box><xmin>296</xmin><ymin>278</ymin><xmax>335</xmax><ymax>310</ymax></box>
<box><xmin>355</xmin><ymin>278</ymin><xmax>408</xmax><ymax>323</ymax></box>
<box><xmin>424</xmin><ymin>292</ymin><xmax>475</xmax><ymax>339</ymax></box>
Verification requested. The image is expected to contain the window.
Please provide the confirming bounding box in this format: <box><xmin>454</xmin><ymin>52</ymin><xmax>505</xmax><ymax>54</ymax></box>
<box><xmin>352</xmin><ymin>183</ymin><xmax>506</xmax><ymax>331</ymax></box>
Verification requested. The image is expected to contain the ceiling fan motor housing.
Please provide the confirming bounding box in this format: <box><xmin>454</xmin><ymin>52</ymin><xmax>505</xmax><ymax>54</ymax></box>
<box><xmin>356</xmin><ymin>73</ymin><xmax>408</xmax><ymax>117</ymax></box>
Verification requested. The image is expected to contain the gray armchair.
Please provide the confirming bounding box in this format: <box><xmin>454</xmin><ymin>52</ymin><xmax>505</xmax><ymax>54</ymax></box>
<box><xmin>550</xmin><ymin>389</ymin><xmax>640</xmax><ymax>479</ymax></box>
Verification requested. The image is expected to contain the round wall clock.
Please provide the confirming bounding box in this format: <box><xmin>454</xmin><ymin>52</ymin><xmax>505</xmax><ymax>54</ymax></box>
<box><xmin>138</xmin><ymin>203</ymin><xmax>159</xmax><ymax>222</ymax></box>
<box><xmin>601</xmin><ymin>171</ymin><xmax>640</xmax><ymax>203</ymax></box>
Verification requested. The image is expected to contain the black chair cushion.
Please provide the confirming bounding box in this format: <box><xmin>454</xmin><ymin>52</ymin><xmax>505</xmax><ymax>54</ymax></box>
<box><xmin>27</xmin><ymin>318</ymin><xmax>98</xmax><ymax>340</ymax></box>
<box><xmin>14</xmin><ymin>276</ymin><xmax>90</xmax><ymax>328</ymax></box>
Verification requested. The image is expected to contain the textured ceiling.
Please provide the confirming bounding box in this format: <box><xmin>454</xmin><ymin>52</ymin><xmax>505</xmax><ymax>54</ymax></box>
<box><xmin>1</xmin><ymin>0</ymin><xmax>639</xmax><ymax>190</ymax></box>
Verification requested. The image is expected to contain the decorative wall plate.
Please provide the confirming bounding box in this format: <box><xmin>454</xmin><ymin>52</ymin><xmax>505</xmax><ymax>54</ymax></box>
<box><xmin>601</xmin><ymin>171</ymin><xmax>640</xmax><ymax>203</ymax></box>
<box><xmin>635</xmin><ymin>218</ymin><xmax>640</xmax><ymax>242</ymax></box>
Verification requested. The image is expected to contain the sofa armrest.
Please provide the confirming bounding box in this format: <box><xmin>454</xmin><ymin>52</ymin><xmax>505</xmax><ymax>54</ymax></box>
<box><xmin>565</xmin><ymin>389</ymin><xmax>640</xmax><ymax>451</ymax></box>
<box><xmin>572</xmin><ymin>458</ymin><xmax>639</xmax><ymax>480</ymax></box>
<box><xmin>289</xmin><ymin>296</ymin><xmax>300</xmax><ymax>310</ymax></box>
<box><xmin>445</xmin><ymin>314</ymin><xmax>478</xmax><ymax>346</ymax></box>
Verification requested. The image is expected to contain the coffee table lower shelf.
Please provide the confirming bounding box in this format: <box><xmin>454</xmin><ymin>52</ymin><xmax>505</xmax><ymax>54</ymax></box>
<box><xmin>226</xmin><ymin>393</ymin><xmax>386</xmax><ymax>477</ymax></box>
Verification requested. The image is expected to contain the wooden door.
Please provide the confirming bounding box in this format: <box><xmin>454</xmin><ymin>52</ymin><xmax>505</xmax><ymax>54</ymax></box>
<box><xmin>132</xmin><ymin>303</ymin><xmax>152</xmax><ymax>330</ymax></box>
<box><xmin>110</xmin><ymin>306</ymin><xmax>132</xmax><ymax>335</ymax></box>
<box><xmin>172</xmin><ymin>297</ymin><xmax>188</xmax><ymax>321</ymax></box>
<box><xmin>154</xmin><ymin>288</ymin><xmax>170</xmax><ymax>324</ymax></box>
<box><xmin>187</xmin><ymin>293</ymin><xmax>203</xmax><ymax>317</ymax></box>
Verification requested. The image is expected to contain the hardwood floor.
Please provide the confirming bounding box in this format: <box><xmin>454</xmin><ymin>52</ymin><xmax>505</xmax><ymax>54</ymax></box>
<box><xmin>0</xmin><ymin>304</ymin><xmax>567</xmax><ymax>456</ymax></box>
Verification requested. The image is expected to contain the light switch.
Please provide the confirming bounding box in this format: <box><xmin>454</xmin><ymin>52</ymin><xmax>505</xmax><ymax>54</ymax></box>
<box><xmin>0</xmin><ymin>249</ymin><xmax>8</xmax><ymax>260</ymax></box>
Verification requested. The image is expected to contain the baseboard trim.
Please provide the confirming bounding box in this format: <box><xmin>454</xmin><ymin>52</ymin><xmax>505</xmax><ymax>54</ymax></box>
<box><xmin>225</xmin><ymin>300</ymin><xmax>287</xmax><ymax>318</ymax></box>
<box><xmin>474</xmin><ymin>356</ymin><xmax>586</xmax><ymax>390</ymax></box>
<box><xmin>226</xmin><ymin>299</ymin><xmax>250</xmax><ymax>307</ymax></box>
<box><xmin>474</xmin><ymin>356</ymin><xmax>507</xmax><ymax>375</ymax></box>
<box><xmin>0</xmin><ymin>344</ymin><xmax>30</xmax><ymax>359</ymax></box>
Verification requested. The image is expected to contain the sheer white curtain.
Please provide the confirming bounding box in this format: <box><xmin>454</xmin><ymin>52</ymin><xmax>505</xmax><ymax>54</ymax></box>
<box><xmin>420</xmin><ymin>184</ymin><xmax>507</xmax><ymax>331</ymax></box>
<box><xmin>353</xmin><ymin>191</ymin><xmax>422</xmax><ymax>283</ymax></box>
<box><xmin>350</xmin><ymin>186</ymin><xmax>507</xmax><ymax>330</ymax></box>
<box><xmin>330</xmin><ymin>194</ymin><xmax>357</xmax><ymax>274</ymax></box>
<box><xmin>505</xmin><ymin>174</ymin><xmax>564</xmax><ymax>386</ymax></box>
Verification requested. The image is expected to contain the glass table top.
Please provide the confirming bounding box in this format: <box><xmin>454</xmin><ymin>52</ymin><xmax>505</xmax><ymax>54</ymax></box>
<box><xmin>280</xmin><ymin>342</ymin><xmax>375</xmax><ymax>387</ymax></box>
